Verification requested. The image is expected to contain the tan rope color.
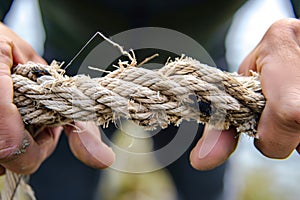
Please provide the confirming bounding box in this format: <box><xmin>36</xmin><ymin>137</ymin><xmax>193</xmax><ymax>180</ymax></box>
<box><xmin>2</xmin><ymin>55</ymin><xmax>265</xmax><ymax>200</ymax></box>
<box><xmin>13</xmin><ymin>56</ymin><xmax>264</xmax><ymax>135</ymax></box>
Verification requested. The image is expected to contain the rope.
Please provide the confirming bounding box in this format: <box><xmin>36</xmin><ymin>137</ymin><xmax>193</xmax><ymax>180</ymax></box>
<box><xmin>13</xmin><ymin>56</ymin><xmax>264</xmax><ymax>135</ymax></box>
<box><xmin>2</xmin><ymin>55</ymin><xmax>265</xmax><ymax>199</ymax></box>
<box><xmin>1</xmin><ymin>171</ymin><xmax>35</xmax><ymax>200</ymax></box>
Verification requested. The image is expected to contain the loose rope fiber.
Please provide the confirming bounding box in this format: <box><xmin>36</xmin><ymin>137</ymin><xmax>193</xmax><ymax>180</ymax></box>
<box><xmin>2</xmin><ymin>55</ymin><xmax>265</xmax><ymax>200</ymax></box>
<box><xmin>13</xmin><ymin>56</ymin><xmax>264</xmax><ymax>135</ymax></box>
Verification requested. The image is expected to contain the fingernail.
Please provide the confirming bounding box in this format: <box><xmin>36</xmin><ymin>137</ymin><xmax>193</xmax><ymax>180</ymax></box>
<box><xmin>198</xmin><ymin>125</ymin><xmax>222</xmax><ymax>159</ymax></box>
<box><xmin>94</xmin><ymin>143</ymin><xmax>115</xmax><ymax>166</ymax></box>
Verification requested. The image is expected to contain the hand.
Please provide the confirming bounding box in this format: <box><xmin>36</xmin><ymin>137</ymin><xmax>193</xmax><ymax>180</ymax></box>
<box><xmin>190</xmin><ymin>18</ymin><xmax>300</xmax><ymax>170</ymax></box>
<box><xmin>0</xmin><ymin>22</ymin><xmax>46</xmax><ymax>65</ymax></box>
<box><xmin>0</xmin><ymin>25</ymin><xmax>115</xmax><ymax>174</ymax></box>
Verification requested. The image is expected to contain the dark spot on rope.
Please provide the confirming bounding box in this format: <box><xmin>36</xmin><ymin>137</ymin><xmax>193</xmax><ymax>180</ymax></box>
<box><xmin>198</xmin><ymin>101</ymin><xmax>211</xmax><ymax>116</ymax></box>
<box><xmin>31</xmin><ymin>67</ymin><xmax>51</xmax><ymax>78</ymax></box>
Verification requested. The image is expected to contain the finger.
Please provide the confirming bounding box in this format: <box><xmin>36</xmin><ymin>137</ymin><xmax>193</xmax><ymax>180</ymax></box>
<box><xmin>0</xmin><ymin>33</ymin><xmax>46</xmax><ymax>65</ymax></box>
<box><xmin>190</xmin><ymin>125</ymin><xmax>238</xmax><ymax>171</ymax></box>
<box><xmin>12</xmin><ymin>44</ymin><xmax>47</xmax><ymax>65</ymax></box>
<box><xmin>0</xmin><ymin>37</ymin><xmax>31</xmax><ymax>173</ymax></box>
<box><xmin>64</xmin><ymin>121</ymin><xmax>115</xmax><ymax>169</ymax></box>
<box><xmin>34</xmin><ymin>126</ymin><xmax>62</xmax><ymax>160</ymax></box>
<box><xmin>252</xmin><ymin>42</ymin><xmax>300</xmax><ymax>158</ymax></box>
<box><xmin>0</xmin><ymin>35</ymin><xmax>26</xmax><ymax>66</ymax></box>
<box><xmin>0</xmin><ymin>36</ymin><xmax>24</xmax><ymax>167</ymax></box>
<box><xmin>238</xmin><ymin>49</ymin><xmax>258</xmax><ymax>75</ymax></box>
<box><xmin>0</xmin><ymin>37</ymin><xmax>13</xmax><ymax>76</ymax></box>
<box><xmin>0</xmin><ymin>114</ymin><xmax>62</xmax><ymax>174</ymax></box>
<box><xmin>254</xmin><ymin>104</ymin><xmax>300</xmax><ymax>158</ymax></box>
<box><xmin>0</xmin><ymin>38</ymin><xmax>61</xmax><ymax>174</ymax></box>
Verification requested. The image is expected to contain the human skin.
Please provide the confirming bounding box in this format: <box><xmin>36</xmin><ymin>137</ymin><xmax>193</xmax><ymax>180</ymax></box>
<box><xmin>1</xmin><ymin>18</ymin><xmax>300</xmax><ymax>174</ymax></box>
<box><xmin>0</xmin><ymin>22</ymin><xmax>115</xmax><ymax>174</ymax></box>
<box><xmin>190</xmin><ymin>18</ymin><xmax>300</xmax><ymax>170</ymax></box>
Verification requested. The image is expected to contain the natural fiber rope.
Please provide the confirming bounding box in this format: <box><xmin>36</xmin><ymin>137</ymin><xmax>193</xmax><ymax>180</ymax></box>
<box><xmin>13</xmin><ymin>56</ymin><xmax>264</xmax><ymax>135</ymax></box>
<box><xmin>2</xmin><ymin>55</ymin><xmax>265</xmax><ymax>200</ymax></box>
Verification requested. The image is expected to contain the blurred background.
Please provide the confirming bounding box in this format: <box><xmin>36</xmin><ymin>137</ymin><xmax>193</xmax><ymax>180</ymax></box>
<box><xmin>3</xmin><ymin>0</ymin><xmax>300</xmax><ymax>200</ymax></box>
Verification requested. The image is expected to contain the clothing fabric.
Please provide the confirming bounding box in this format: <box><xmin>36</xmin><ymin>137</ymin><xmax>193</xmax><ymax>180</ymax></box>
<box><xmin>0</xmin><ymin>0</ymin><xmax>12</xmax><ymax>20</ymax></box>
<box><xmin>291</xmin><ymin>0</ymin><xmax>300</xmax><ymax>18</ymax></box>
<box><xmin>38</xmin><ymin>0</ymin><xmax>245</xmax><ymax>71</ymax></box>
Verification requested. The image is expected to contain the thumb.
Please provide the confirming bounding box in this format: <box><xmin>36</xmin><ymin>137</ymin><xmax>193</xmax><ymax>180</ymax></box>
<box><xmin>64</xmin><ymin>121</ymin><xmax>115</xmax><ymax>169</ymax></box>
<box><xmin>190</xmin><ymin>125</ymin><xmax>238</xmax><ymax>170</ymax></box>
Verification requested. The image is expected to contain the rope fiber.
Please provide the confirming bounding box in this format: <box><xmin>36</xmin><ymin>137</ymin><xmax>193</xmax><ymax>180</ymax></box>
<box><xmin>2</xmin><ymin>54</ymin><xmax>265</xmax><ymax>200</ymax></box>
<box><xmin>13</xmin><ymin>56</ymin><xmax>265</xmax><ymax>135</ymax></box>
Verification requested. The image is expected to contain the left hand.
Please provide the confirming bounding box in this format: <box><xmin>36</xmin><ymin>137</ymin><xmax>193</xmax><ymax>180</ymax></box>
<box><xmin>0</xmin><ymin>24</ymin><xmax>115</xmax><ymax>175</ymax></box>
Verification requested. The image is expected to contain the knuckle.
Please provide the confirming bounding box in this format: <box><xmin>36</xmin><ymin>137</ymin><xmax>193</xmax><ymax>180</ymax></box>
<box><xmin>0</xmin><ymin>36</ymin><xmax>13</xmax><ymax>71</ymax></box>
<box><xmin>266</xmin><ymin>18</ymin><xmax>300</xmax><ymax>40</ymax></box>
<box><xmin>0</xmin><ymin>37</ymin><xmax>13</xmax><ymax>55</ymax></box>
<box><xmin>276</xmin><ymin>100</ymin><xmax>300</xmax><ymax>127</ymax></box>
<box><xmin>269</xmin><ymin>18</ymin><xmax>300</xmax><ymax>32</ymax></box>
<box><xmin>0</xmin><ymin>47</ymin><xmax>12</xmax><ymax>61</ymax></box>
<box><xmin>0</xmin><ymin>35</ymin><xmax>13</xmax><ymax>46</ymax></box>
<box><xmin>255</xmin><ymin>19</ymin><xmax>300</xmax><ymax>63</ymax></box>
<box><xmin>267</xmin><ymin>91</ymin><xmax>300</xmax><ymax>129</ymax></box>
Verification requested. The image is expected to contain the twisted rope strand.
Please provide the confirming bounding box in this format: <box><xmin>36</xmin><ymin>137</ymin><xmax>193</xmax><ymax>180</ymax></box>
<box><xmin>3</xmin><ymin>55</ymin><xmax>265</xmax><ymax>200</ymax></box>
<box><xmin>12</xmin><ymin>56</ymin><xmax>265</xmax><ymax>135</ymax></box>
